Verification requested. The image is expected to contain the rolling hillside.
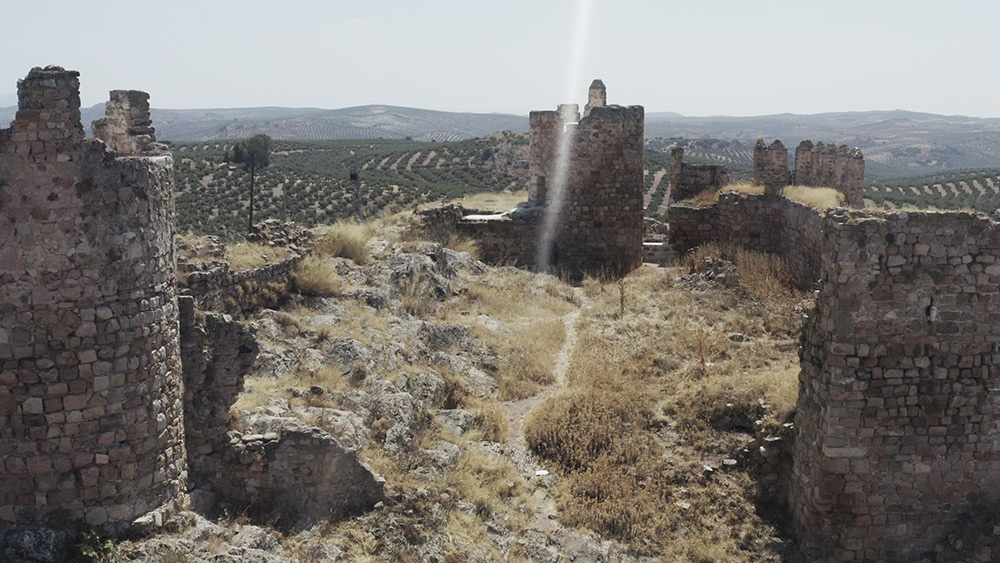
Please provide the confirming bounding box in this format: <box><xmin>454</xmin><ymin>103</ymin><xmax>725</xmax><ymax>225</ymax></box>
<box><xmin>171</xmin><ymin>135</ymin><xmax>530</xmax><ymax>240</ymax></box>
<box><xmin>864</xmin><ymin>168</ymin><xmax>1000</xmax><ymax>213</ymax></box>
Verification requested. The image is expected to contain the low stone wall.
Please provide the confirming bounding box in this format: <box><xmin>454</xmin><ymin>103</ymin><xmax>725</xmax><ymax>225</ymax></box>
<box><xmin>668</xmin><ymin>192</ymin><xmax>826</xmax><ymax>288</ymax></box>
<box><xmin>457</xmin><ymin>214</ymin><xmax>539</xmax><ymax>267</ymax></box>
<box><xmin>670</xmin><ymin>146</ymin><xmax>729</xmax><ymax>201</ymax></box>
<box><xmin>180</xmin><ymin>255</ymin><xmax>302</xmax><ymax>316</ymax></box>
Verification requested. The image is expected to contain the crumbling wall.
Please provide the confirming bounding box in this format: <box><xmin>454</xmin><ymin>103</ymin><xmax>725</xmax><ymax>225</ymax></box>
<box><xmin>669</xmin><ymin>146</ymin><xmax>730</xmax><ymax>201</ymax></box>
<box><xmin>668</xmin><ymin>192</ymin><xmax>826</xmax><ymax>287</ymax></box>
<box><xmin>554</xmin><ymin>104</ymin><xmax>645</xmax><ymax>276</ymax></box>
<box><xmin>178</xmin><ymin>297</ymin><xmax>384</xmax><ymax>522</ymax></box>
<box><xmin>793</xmin><ymin>140</ymin><xmax>864</xmax><ymax>207</ymax></box>
<box><xmin>791</xmin><ymin>209</ymin><xmax>1000</xmax><ymax>561</ymax></box>
<box><xmin>455</xmin><ymin>81</ymin><xmax>644</xmax><ymax>277</ymax></box>
<box><xmin>752</xmin><ymin>139</ymin><xmax>789</xmax><ymax>193</ymax></box>
<box><xmin>0</xmin><ymin>67</ymin><xmax>186</xmax><ymax>532</ymax></box>
<box><xmin>755</xmin><ymin>138</ymin><xmax>865</xmax><ymax>208</ymax></box>
<box><xmin>179</xmin><ymin>256</ymin><xmax>301</xmax><ymax>316</ymax></box>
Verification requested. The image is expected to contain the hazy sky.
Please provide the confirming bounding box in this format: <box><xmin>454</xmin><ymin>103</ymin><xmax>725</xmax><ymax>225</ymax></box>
<box><xmin>3</xmin><ymin>0</ymin><xmax>998</xmax><ymax>117</ymax></box>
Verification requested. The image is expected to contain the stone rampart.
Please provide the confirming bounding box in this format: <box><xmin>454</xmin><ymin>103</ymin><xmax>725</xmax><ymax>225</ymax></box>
<box><xmin>670</xmin><ymin>191</ymin><xmax>1000</xmax><ymax>559</ymax></box>
<box><xmin>668</xmin><ymin>193</ymin><xmax>826</xmax><ymax>288</ymax></box>
<box><xmin>0</xmin><ymin>67</ymin><xmax>186</xmax><ymax>532</ymax></box>
<box><xmin>436</xmin><ymin>81</ymin><xmax>643</xmax><ymax>278</ymax></box>
<box><xmin>791</xmin><ymin>209</ymin><xmax>1000</xmax><ymax>561</ymax></box>
<box><xmin>753</xmin><ymin>139</ymin><xmax>790</xmax><ymax>193</ymax></box>
<box><xmin>179</xmin><ymin>255</ymin><xmax>302</xmax><ymax>316</ymax></box>
<box><xmin>754</xmin><ymin>138</ymin><xmax>865</xmax><ymax>208</ymax></box>
<box><xmin>794</xmin><ymin>140</ymin><xmax>864</xmax><ymax>208</ymax></box>
<box><xmin>669</xmin><ymin>146</ymin><xmax>730</xmax><ymax>201</ymax></box>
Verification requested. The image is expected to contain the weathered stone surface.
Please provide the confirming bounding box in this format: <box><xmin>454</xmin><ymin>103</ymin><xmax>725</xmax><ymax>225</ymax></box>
<box><xmin>669</xmin><ymin>145</ymin><xmax>729</xmax><ymax>201</ymax></box>
<box><xmin>753</xmin><ymin>138</ymin><xmax>864</xmax><ymax>207</ymax></box>
<box><xmin>420</xmin><ymin>81</ymin><xmax>644</xmax><ymax>278</ymax></box>
<box><xmin>0</xmin><ymin>66</ymin><xmax>186</xmax><ymax>534</ymax></box>
<box><xmin>673</xmin><ymin>190</ymin><xmax>1000</xmax><ymax>560</ymax></box>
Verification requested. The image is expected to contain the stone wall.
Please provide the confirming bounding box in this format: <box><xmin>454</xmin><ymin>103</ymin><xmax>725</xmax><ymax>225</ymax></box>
<box><xmin>670</xmin><ymin>191</ymin><xmax>1000</xmax><ymax>559</ymax></box>
<box><xmin>754</xmin><ymin>138</ymin><xmax>865</xmax><ymax>208</ymax></box>
<box><xmin>178</xmin><ymin>297</ymin><xmax>385</xmax><ymax>522</ymax></box>
<box><xmin>669</xmin><ymin>146</ymin><xmax>730</xmax><ymax>201</ymax></box>
<box><xmin>791</xmin><ymin>209</ymin><xmax>1000</xmax><ymax>561</ymax></box>
<box><xmin>668</xmin><ymin>193</ymin><xmax>826</xmax><ymax>288</ymax></box>
<box><xmin>793</xmin><ymin>140</ymin><xmax>864</xmax><ymax>208</ymax></box>
<box><xmin>438</xmin><ymin>81</ymin><xmax>643</xmax><ymax>278</ymax></box>
<box><xmin>179</xmin><ymin>255</ymin><xmax>302</xmax><ymax>316</ymax></box>
<box><xmin>752</xmin><ymin>139</ymin><xmax>789</xmax><ymax>193</ymax></box>
<box><xmin>0</xmin><ymin>67</ymin><xmax>186</xmax><ymax>532</ymax></box>
<box><xmin>552</xmin><ymin>103</ymin><xmax>644</xmax><ymax>276</ymax></box>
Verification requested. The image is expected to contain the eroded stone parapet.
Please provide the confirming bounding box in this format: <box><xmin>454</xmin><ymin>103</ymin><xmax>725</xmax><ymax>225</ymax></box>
<box><xmin>669</xmin><ymin>145</ymin><xmax>730</xmax><ymax>202</ymax></box>
<box><xmin>92</xmin><ymin>90</ymin><xmax>157</xmax><ymax>156</ymax></box>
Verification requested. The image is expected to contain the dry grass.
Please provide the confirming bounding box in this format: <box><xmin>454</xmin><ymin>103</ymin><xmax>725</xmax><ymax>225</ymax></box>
<box><xmin>291</xmin><ymin>257</ymin><xmax>343</xmax><ymax>297</ymax></box>
<box><xmin>445</xmin><ymin>190</ymin><xmax>529</xmax><ymax>212</ymax></box>
<box><xmin>781</xmin><ymin>185</ymin><xmax>844</xmax><ymax>210</ymax></box>
<box><xmin>313</xmin><ymin>220</ymin><xmax>375</xmax><ymax>264</ymax></box>
<box><xmin>437</xmin><ymin>270</ymin><xmax>575</xmax><ymax>400</ymax></box>
<box><xmin>522</xmin><ymin>263</ymin><xmax>806</xmax><ymax>558</ymax></box>
<box><xmin>225</xmin><ymin>242</ymin><xmax>296</xmax><ymax>271</ymax></box>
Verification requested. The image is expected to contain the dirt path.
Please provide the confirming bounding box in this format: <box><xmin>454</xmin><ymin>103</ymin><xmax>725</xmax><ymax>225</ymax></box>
<box><xmin>500</xmin><ymin>285</ymin><xmax>587</xmax><ymax>532</ymax></box>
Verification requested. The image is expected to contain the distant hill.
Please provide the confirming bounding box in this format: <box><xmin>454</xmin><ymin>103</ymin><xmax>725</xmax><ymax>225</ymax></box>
<box><xmin>0</xmin><ymin>103</ymin><xmax>530</xmax><ymax>143</ymax></box>
<box><xmin>645</xmin><ymin>110</ymin><xmax>1000</xmax><ymax>178</ymax></box>
<box><xmin>4</xmin><ymin>103</ymin><xmax>1000</xmax><ymax>178</ymax></box>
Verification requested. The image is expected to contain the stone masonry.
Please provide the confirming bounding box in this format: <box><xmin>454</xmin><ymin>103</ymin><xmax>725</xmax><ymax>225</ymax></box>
<box><xmin>0</xmin><ymin>67</ymin><xmax>186</xmax><ymax>532</ymax></box>
<box><xmin>669</xmin><ymin>146</ymin><xmax>730</xmax><ymax>202</ymax></box>
<box><xmin>754</xmin><ymin>138</ymin><xmax>865</xmax><ymax>207</ymax></box>
<box><xmin>670</xmin><ymin>192</ymin><xmax>1000</xmax><ymax>560</ymax></box>
<box><xmin>753</xmin><ymin>138</ymin><xmax>790</xmax><ymax>194</ymax></box>
<box><xmin>794</xmin><ymin>140</ymin><xmax>865</xmax><ymax>208</ymax></box>
<box><xmin>450</xmin><ymin>80</ymin><xmax>643</xmax><ymax>278</ymax></box>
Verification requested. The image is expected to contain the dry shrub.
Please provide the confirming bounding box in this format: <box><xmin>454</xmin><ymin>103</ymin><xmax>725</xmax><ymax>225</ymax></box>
<box><xmin>399</xmin><ymin>275</ymin><xmax>439</xmax><ymax>316</ymax></box>
<box><xmin>291</xmin><ymin>257</ymin><xmax>343</xmax><ymax>297</ymax></box>
<box><xmin>494</xmin><ymin>319</ymin><xmax>562</xmax><ymax>400</ymax></box>
<box><xmin>683</xmin><ymin>243</ymin><xmax>793</xmax><ymax>300</ymax></box>
<box><xmin>313</xmin><ymin>221</ymin><xmax>373</xmax><ymax>264</ymax></box>
<box><xmin>781</xmin><ymin>184</ymin><xmax>844</xmax><ymax>210</ymax></box>
<box><xmin>445</xmin><ymin>450</ymin><xmax>530</xmax><ymax>529</ymax></box>
<box><xmin>524</xmin><ymin>385</ymin><xmax>652</xmax><ymax>472</ymax></box>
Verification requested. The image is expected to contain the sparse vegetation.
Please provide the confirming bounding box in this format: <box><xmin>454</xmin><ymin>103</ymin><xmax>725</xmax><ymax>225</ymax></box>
<box><xmin>291</xmin><ymin>257</ymin><xmax>343</xmax><ymax>297</ymax></box>
<box><xmin>524</xmin><ymin>257</ymin><xmax>807</xmax><ymax>559</ymax></box>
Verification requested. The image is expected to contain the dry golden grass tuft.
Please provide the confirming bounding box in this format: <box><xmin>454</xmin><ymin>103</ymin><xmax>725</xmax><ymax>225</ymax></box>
<box><xmin>225</xmin><ymin>242</ymin><xmax>296</xmax><ymax>271</ymax></box>
<box><xmin>313</xmin><ymin>220</ymin><xmax>374</xmax><ymax>264</ymax></box>
<box><xmin>291</xmin><ymin>257</ymin><xmax>343</xmax><ymax>297</ymax></box>
<box><xmin>781</xmin><ymin>185</ymin><xmax>844</xmax><ymax>210</ymax></box>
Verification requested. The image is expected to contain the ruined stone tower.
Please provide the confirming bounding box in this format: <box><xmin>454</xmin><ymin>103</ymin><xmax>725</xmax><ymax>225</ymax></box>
<box><xmin>752</xmin><ymin>138</ymin><xmax>789</xmax><ymax>194</ymax></box>
<box><xmin>528</xmin><ymin>80</ymin><xmax>644</xmax><ymax>276</ymax></box>
<box><xmin>584</xmin><ymin>79</ymin><xmax>606</xmax><ymax>118</ymax></box>
<box><xmin>0</xmin><ymin>67</ymin><xmax>186</xmax><ymax>532</ymax></box>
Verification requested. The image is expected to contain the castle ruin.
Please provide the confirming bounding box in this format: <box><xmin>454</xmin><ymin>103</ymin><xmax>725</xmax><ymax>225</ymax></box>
<box><xmin>669</xmin><ymin>146</ymin><xmax>730</xmax><ymax>201</ymax></box>
<box><xmin>432</xmin><ymin>80</ymin><xmax>644</xmax><ymax>278</ymax></box>
<box><xmin>0</xmin><ymin>67</ymin><xmax>383</xmax><ymax>537</ymax></box>
<box><xmin>671</xmin><ymin>192</ymin><xmax>1000</xmax><ymax>560</ymax></box>
<box><xmin>0</xmin><ymin>67</ymin><xmax>187</xmax><ymax>531</ymax></box>
<box><xmin>754</xmin><ymin>138</ymin><xmax>865</xmax><ymax>207</ymax></box>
